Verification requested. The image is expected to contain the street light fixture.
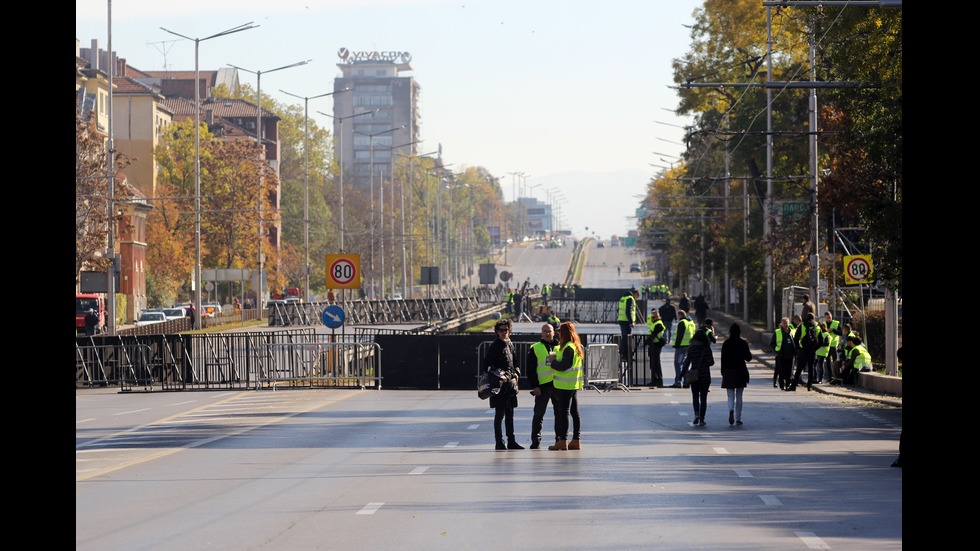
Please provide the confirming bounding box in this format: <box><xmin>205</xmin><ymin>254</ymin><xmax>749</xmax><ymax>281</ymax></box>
<box><xmin>317</xmin><ymin>108</ymin><xmax>381</xmax><ymax>254</ymax></box>
<box><xmin>352</xmin><ymin>125</ymin><xmax>404</xmax><ymax>298</ymax></box>
<box><xmin>281</xmin><ymin>87</ymin><xmax>351</xmax><ymax>300</ymax></box>
<box><xmin>228</xmin><ymin>59</ymin><xmax>310</xmax><ymax>309</ymax></box>
<box><xmin>161</xmin><ymin>21</ymin><xmax>258</xmax><ymax>328</ymax></box>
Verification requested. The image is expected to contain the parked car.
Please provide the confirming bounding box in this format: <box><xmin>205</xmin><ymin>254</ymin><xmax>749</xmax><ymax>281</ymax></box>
<box><xmin>161</xmin><ymin>307</ymin><xmax>186</xmax><ymax>320</ymax></box>
<box><xmin>135</xmin><ymin>311</ymin><xmax>167</xmax><ymax>327</ymax></box>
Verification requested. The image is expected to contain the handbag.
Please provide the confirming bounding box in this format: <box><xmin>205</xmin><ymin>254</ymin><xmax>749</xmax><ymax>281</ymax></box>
<box><xmin>478</xmin><ymin>369</ymin><xmax>504</xmax><ymax>400</ymax></box>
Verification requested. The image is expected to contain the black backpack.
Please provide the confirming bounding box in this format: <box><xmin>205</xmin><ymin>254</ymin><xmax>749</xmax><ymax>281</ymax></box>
<box><xmin>800</xmin><ymin>322</ymin><xmax>819</xmax><ymax>352</ymax></box>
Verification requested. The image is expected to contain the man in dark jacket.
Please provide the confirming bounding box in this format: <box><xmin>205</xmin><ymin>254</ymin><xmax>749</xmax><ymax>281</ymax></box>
<box><xmin>789</xmin><ymin>313</ymin><xmax>819</xmax><ymax>391</ymax></box>
<box><xmin>527</xmin><ymin>323</ymin><xmax>559</xmax><ymax>449</ymax></box>
<box><xmin>658</xmin><ymin>298</ymin><xmax>677</xmax><ymax>343</ymax></box>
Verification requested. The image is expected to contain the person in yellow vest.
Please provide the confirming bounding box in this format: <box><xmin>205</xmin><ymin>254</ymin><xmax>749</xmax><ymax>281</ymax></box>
<box><xmin>823</xmin><ymin>311</ymin><xmax>841</xmax><ymax>367</ymax></box>
<box><xmin>813</xmin><ymin>321</ymin><xmax>832</xmax><ymax>386</ymax></box>
<box><xmin>837</xmin><ymin>335</ymin><xmax>871</xmax><ymax>385</ymax></box>
<box><xmin>548</xmin><ymin>321</ymin><xmax>585</xmax><ymax>451</ymax></box>
<box><xmin>671</xmin><ymin>310</ymin><xmax>697</xmax><ymax>388</ymax></box>
<box><xmin>769</xmin><ymin>317</ymin><xmax>797</xmax><ymax>390</ymax></box>
<box><xmin>645</xmin><ymin>310</ymin><xmax>667</xmax><ymax>387</ymax></box>
<box><xmin>618</xmin><ymin>289</ymin><xmax>641</xmax><ymax>369</ymax></box>
<box><xmin>527</xmin><ymin>323</ymin><xmax>560</xmax><ymax>449</ymax></box>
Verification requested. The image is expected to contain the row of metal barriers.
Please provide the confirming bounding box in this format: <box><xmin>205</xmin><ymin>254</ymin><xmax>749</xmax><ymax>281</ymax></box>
<box><xmin>75</xmin><ymin>330</ymin><xmax>382</xmax><ymax>392</ymax></box>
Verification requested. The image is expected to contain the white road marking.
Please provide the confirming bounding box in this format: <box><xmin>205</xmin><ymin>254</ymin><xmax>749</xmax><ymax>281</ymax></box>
<box><xmin>713</xmin><ymin>447</ymin><xmax>730</xmax><ymax>454</ymax></box>
<box><xmin>734</xmin><ymin>470</ymin><xmax>753</xmax><ymax>477</ymax></box>
<box><xmin>759</xmin><ymin>495</ymin><xmax>782</xmax><ymax>506</ymax></box>
<box><xmin>467</xmin><ymin>424</ymin><xmax>480</xmax><ymax>430</ymax></box>
<box><xmin>409</xmin><ymin>467</ymin><xmax>429</xmax><ymax>475</ymax></box>
<box><xmin>356</xmin><ymin>502</ymin><xmax>384</xmax><ymax>515</ymax></box>
<box><xmin>795</xmin><ymin>531</ymin><xmax>831</xmax><ymax>549</ymax></box>
<box><xmin>444</xmin><ymin>442</ymin><xmax>459</xmax><ymax>447</ymax></box>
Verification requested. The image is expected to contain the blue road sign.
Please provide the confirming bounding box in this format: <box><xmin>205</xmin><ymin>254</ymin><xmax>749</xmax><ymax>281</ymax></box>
<box><xmin>321</xmin><ymin>305</ymin><xmax>346</xmax><ymax>329</ymax></box>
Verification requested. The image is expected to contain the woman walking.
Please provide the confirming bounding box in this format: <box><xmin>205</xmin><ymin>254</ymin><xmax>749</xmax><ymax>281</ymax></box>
<box><xmin>485</xmin><ymin>318</ymin><xmax>523</xmax><ymax>450</ymax></box>
<box><xmin>720</xmin><ymin>323</ymin><xmax>752</xmax><ymax>426</ymax></box>
<box><xmin>548</xmin><ymin>322</ymin><xmax>584</xmax><ymax>450</ymax></box>
<box><xmin>682</xmin><ymin>327</ymin><xmax>714</xmax><ymax>426</ymax></box>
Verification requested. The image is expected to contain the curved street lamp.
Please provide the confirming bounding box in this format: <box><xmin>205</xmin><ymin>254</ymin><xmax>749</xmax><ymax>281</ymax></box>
<box><xmin>161</xmin><ymin>22</ymin><xmax>258</xmax><ymax>328</ymax></box>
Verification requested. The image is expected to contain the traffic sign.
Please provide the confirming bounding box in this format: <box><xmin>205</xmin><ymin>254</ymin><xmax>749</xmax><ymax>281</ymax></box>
<box><xmin>321</xmin><ymin>304</ymin><xmax>346</xmax><ymax>329</ymax></box>
<box><xmin>844</xmin><ymin>255</ymin><xmax>873</xmax><ymax>285</ymax></box>
<box><xmin>325</xmin><ymin>254</ymin><xmax>361</xmax><ymax>289</ymax></box>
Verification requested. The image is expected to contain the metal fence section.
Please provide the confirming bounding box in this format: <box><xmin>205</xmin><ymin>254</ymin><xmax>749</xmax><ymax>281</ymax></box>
<box><xmin>256</xmin><ymin>336</ymin><xmax>381</xmax><ymax>390</ymax></box>
<box><xmin>548</xmin><ymin>299</ymin><xmax>648</xmax><ymax>324</ymax></box>
<box><xmin>76</xmin><ymin>337</ymin><xmax>154</xmax><ymax>389</ymax></box>
<box><xmin>584</xmin><ymin>343</ymin><xmax>628</xmax><ymax>393</ymax></box>
<box><xmin>267</xmin><ymin>289</ymin><xmax>504</xmax><ymax>328</ymax></box>
<box><xmin>76</xmin><ymin>330</ymin><xmax>317</xmax><ymax>391</ymax></box>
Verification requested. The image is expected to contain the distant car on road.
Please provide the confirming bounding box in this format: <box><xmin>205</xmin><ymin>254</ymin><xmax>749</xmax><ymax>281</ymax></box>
<box><xmin>135</xmin><ymin>311</ymin><xmax>166</xmax><ymax>327</ymax></box>
<box><xmin>161</xmin><ymin>307</ymin><xmax>186</xmax><ymax>320</ymax></box>
<box><xmin>630</xmin><ymin>263</ymin><xmax>641</xmax><ymax>272</ymax></box>
<box><xmin>534</xmin><ymin>242</ymin><xmax>545</xmax><ymax>249</ymax></box>
<box><xmin>596</xmin><ymin>241</ymin><xmax>605</xmax><ymax>248</ymax></box>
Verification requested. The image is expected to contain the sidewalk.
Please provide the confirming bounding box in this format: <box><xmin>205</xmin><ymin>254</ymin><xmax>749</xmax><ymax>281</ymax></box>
<box><xmin>746</xmin><ymin>342</ymin><xmax>902</xmax><ymax>408</ymax></box>
<box><xmin>697</xmin><ymin>306</ymin><xmax>902</xmax><ymax>408</ymax></box>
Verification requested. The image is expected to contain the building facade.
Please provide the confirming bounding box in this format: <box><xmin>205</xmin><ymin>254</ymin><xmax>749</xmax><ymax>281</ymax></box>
<box><xmin>332</xmin><ymin>48</ymin><xmax>421</xmax><ymax>190</ymax></box>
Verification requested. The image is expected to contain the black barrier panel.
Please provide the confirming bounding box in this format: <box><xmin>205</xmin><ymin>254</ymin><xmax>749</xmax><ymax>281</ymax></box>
<box><xmin>375</xmin><ymin>333</ymin><xmax>541</xmax><ymax>390</ymax></box>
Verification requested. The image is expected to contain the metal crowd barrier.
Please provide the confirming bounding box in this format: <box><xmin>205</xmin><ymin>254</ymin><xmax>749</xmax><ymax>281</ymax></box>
<box><xmin>584</xmin><ymin>343</ymin><xmax>629</xmax><ymax>393</ymax></box>
<box><xmin>76</xmin><ymin>340</ymin><xmax>154</xmax><ymax>390</ymax></box>
<box><xmin>257</xmin><ymin>336</ymin><xmax>382</xmax><ymax>390</ymax></box>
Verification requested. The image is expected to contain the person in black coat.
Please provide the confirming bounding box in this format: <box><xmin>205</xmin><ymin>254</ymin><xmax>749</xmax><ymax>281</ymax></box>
<box><xmin>721</xmin><ymin>323</ymin><xmax>752</xmax><ymax>426</ymax></box>
<box><xmin>682</xmin><ymin>328</ymin><xmax>714</xmax><ymax>426</ymax></box>
<box><xmin>485</xmin><ymin>318</ymin><xmax>523</xmax><ymax>450</ymax></box>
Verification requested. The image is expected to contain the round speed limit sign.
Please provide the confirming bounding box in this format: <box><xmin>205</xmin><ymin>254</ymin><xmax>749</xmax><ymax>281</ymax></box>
<box><xmin>325</xmin><ymin>254</ymin><xmax>361</xmax><ymax>289</ymax></box>
<box><xmin>844</xmin><ymin>255</ymin><xmax>873</xmax><ymax>285</ymax></box>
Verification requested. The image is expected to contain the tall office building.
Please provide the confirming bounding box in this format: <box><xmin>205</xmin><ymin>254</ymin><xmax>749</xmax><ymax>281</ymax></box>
<box><xmin>333</xmin><ymin>48</ymin><xmax>421</xmax><ymax>190</ymax></box>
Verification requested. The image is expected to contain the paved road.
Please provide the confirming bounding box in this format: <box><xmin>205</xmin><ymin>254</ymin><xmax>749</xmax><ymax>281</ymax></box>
<box><xmin>77</xmin><ymin>347</ymin><xmax>902</xmax><ymax>550</ymax></box>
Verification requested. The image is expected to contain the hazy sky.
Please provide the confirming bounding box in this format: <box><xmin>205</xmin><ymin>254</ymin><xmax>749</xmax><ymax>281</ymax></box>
<box><xmin>76</xmin><ymin>0</ymin><xmax>699</xmax><ymax>240</ymax></box>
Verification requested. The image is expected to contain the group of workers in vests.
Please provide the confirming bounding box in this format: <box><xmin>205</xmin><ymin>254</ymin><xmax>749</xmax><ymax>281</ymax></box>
<box><xmin>770</xmin><ymin>310</ymin><xmax>872</xmax><ymax>390</ymax></box>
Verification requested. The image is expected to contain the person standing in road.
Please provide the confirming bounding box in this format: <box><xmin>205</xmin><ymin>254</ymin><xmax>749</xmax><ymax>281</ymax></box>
<box><xmin>671</xmin><ymin>310</ymin><xmax>696</xmax><ymax>388</ymax></box>
<box><xmin>485</xmin><ymin>318</ymin><xmax>523</xmax><ymax>450</ymax></box>
<box><xmin>813</xmin><ymin>321</ymin><xmax>832</xmax><ymax>385</ymax></box>
<box><xmin>789</xmin><ymin>313</ymin><xmax>819</xmax><ymax>391</ymax></box>
<box><xmin>645</xmin><ymin>310</ymin><xmax>667</xmax><ymax>387</ymax></box>
<box><xmin>721</xmin><ymin>323</ymin><xmax>752</xmax><ymax>426</ymax></box>
<box><xmin>527</xmin><ymin>323</ymin><xmax>559</xmax><ymax>449</ymax></box>
<box><xmin>770</xmin><ymin>317</ymin><xmax>796</xmax><ymax>390</ymax></box>
<box><xmin>549</xmin><ymin>321</ymin><xmax>585</xmax><ymax>451</ymax></box>
<box><xmin>617</xmin><ymin>289</ymin><xmax>641</xmax><ymax>368</ymax></box>
<box><xmin>682</xmin><ymin>328</ymin><xmax>714</xmax><ymax>426</ymax></box>
<box><xmin>658</xmin><ymin>297</ymin><xmax>677</xmax><ymax>344</ymax></box>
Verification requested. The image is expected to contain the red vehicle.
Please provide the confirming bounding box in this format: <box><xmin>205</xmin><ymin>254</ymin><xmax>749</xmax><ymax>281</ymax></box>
<box><xmin>76</xmin><ymin>294</ymin><xmax>105</xmax><ymax>333</ymax></box>
<box><xmin>272</xmin><ymin>287</ymin><xmax>303</xmax><ymax>301</ymax></box>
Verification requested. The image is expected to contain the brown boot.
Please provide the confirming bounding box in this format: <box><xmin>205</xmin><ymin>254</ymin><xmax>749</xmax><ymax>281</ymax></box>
<box><xmin>567</xmin><ymin>439</ymin><xmax>581</xmax><ymax>450</ymax></box>
<box><xmin>548</xmin><ymin>439</ymin><xmax>567</xmax><ymax>450</ymax></box>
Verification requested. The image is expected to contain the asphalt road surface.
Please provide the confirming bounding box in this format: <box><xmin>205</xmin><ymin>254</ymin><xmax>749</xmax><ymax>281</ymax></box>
<box><xmin>77</xmin><ymin>357</ymin><xmax>902</xmax><ymax>550</ymax></box>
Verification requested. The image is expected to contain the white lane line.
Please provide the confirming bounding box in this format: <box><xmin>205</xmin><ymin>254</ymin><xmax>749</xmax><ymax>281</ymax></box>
<box><xmin>670</xmin><ymin>401</ymin><xmax>679</xmax><ymax>405</ymax></box>
<box><xmin>356</xmin><ymin>502</ymin><xmax>384</xmax><ymax>515</ymax></box>
<box><xmin>467</xmin><ymin>424</ymin><xmax>480</xmax><ymax>430</ymax></box>
<box><xmin>114</xmin><ymin>408</ymin><xmax>149</xmax><ymax>416</ymax></box>
<box><xmin>77</xmin><ymin>418</ymin><xmax>95</xmax><ymax>425</ymax></box>
<box><xmin>734</xmin><ymin>470</ymin><xmax>753</xmax><ymax>477</ymax></box>
<box><xmin>759</xmin><ymin>495</ymin><xmax>782</xmax><ymax>506</ymax></box>
<box><xmin>409</xmin><ymin>466</ymin><xmax>429</xmax><ymax>475</ymax></box>
<box><xmin>679</xmin><ymin>412</ymin><xmax>688</xmax><ymax>416</ymax></box>
<box><xmin>713</xmin><ymin>447</ymin><xmax>730</xmax><ymax>454</ymax></box>
<box><xmin>444</xmin><ymin>442</ymin><xmax>459</xmax><ymax>448</ymax></box>
<box><xmin>794</xmin><ymin>531</ymin><xmax>831</xmax><ymax>549</ymax></box>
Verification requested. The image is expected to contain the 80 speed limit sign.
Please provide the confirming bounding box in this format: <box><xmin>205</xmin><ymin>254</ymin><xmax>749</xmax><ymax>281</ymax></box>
<box><xmin>325</xmin><ymin>254</ymin><xmax>361</xmax><ymax>289</ymax></box>
<box><xmin>844</xmin><ymin>255</ymin><xmax>873</xmax><ymax>285</ymax></box>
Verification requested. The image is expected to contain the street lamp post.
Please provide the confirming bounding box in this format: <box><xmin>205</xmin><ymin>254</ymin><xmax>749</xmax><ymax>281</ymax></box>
<box><xmin>353</xmin><ymin>126</ymin><xmax>403</xmax><ymax>298</ymax></box>
<box><xmin>317</xmin><ymin>108</ymin><xmax>381</xmax><ymax>254</ymax></box>
<box><xmin>281</xmin><ymin>87</ymin><xmax>350</xmax><ymax>301</ymax></box>
<box><xmin>161</xmin><ymin>22</ymin><xmax>258</xmax><ymax>329</ymax></box>
<box><xmin>229</xmin><ymin>59</ymin><xmax>310</xmax><ymax>309</ymax></box>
